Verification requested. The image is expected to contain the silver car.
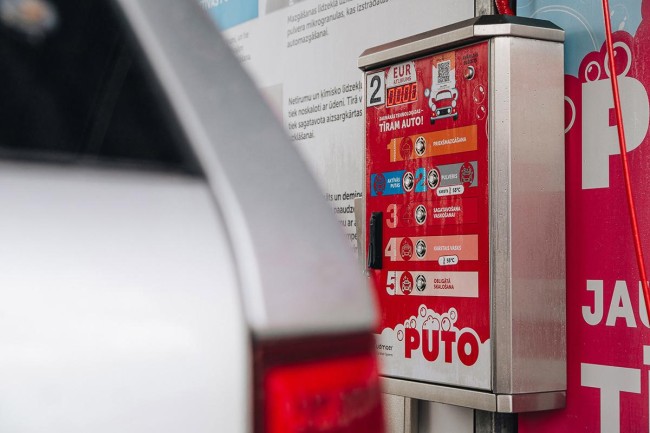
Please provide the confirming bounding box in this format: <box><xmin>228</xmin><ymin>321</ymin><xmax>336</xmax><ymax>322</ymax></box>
<box><xmin>0</xmin><ymin>1</ymin><xmax>384</xmax><ymax>432</ymax></box>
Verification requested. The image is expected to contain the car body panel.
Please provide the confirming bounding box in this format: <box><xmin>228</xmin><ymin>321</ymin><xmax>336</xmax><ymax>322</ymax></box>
<box><xmin>0</xmin><ymin>163</ymin><xmax>249</xmax><ymax>432</ymax></box>
<box><xmin>113</xmin><ymin>0</ymin><xmax>376</xmax><ymax>338</ymax></box>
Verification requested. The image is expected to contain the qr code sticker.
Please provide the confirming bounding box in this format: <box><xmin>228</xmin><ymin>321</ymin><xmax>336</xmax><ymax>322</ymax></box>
<box><xmin>437</xmin><ymin>60</ymin><xmax>450</xmax><ymax>84</ymax></box>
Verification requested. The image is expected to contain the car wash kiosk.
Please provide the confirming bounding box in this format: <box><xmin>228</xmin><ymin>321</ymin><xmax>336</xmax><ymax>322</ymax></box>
<box><xmin>360</xmin><ymin>16</ymin><xmax>566</xmax><ymax>415</ymax></box>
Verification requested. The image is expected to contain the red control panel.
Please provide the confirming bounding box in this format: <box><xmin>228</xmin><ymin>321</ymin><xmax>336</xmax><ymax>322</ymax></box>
<box><xmin>365</xmin><ymin>42</ymin><xmax>491</xmax><ymax>389</ymax></box>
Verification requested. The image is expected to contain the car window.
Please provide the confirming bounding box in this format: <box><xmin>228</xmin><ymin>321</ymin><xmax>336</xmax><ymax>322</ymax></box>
<box><xmin>0</xmin><ymin>0</ymin><xmax>198</xmax><ymax>173</ymax></box>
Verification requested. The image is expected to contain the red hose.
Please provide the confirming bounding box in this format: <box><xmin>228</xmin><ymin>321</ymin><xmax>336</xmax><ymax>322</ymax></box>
<box><xmin>495</xmin><ymin>0</ymin><xmax>515</xmax><ymax>15</ymax></box>
<box><xmin>601</xmin><ymin>0</ymin><xmax>650</xmax><ymax>318</ymax></box>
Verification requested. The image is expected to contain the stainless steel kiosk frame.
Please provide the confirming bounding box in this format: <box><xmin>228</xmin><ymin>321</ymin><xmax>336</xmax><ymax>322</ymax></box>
<box><xmin>359</xmin><ymin>15</ymin><xmax>566</xmax><ymax>413</ymax></box>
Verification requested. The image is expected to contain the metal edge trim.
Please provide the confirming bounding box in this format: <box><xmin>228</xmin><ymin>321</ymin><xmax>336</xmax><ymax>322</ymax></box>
<box><xmin>488</xmin><ymin>38</ymin><xmax>499</xmax><ymax>394</ymax></box>
<box><xmin>490</xmin><ymin>36</ymin><xmax>514</xmax><ymax>394</ymax></box>
<box><xmin>381</xmin><ymin>377</ymin><xmax>566</xmax><ymax>413</ymax></box>
<box><xmin>358</xmin><ymin>19</ymin><xmax>563</xmax><ymax>71</ymax></box>
<box><xmin>380</xmin><ymin>377</ymin><xmax>497</xmax><ymax>412</ymax></box>
<box><xmin>404</xmin><ymin>397</ymin><xmax>418</xmax><ymax>433</ymax></box>
<box><xmin>358</xmin><ymin>27</ymin><xmax>476</xmax><ymax>71</ymax></box>
<box><xmin>474</xmin><ymin>23</ymin><xmax>564</xmax><ymax>41</ymax></box>
<box><xmin>361</xmin><ymin>74</ymin><xmax>368</xmax><ymax>272</ymax></box>
<box><xmin>496</xmin><ymin>391</ymin><xmax>567</xmax><ymax>413</ymax></box>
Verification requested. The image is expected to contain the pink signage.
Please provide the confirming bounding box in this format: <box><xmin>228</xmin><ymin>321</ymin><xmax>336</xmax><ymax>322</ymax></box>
<box><xmin>520</xmin><ymin>8</ymin><xmax>650</xmax><ymax>432</ymax></box>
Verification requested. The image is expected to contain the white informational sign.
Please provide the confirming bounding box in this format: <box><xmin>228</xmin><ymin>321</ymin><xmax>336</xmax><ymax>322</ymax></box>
<box><xmin>202</xmin><ymin>0</ymin><xmax>474</xmax><ymax>249</ymax></box>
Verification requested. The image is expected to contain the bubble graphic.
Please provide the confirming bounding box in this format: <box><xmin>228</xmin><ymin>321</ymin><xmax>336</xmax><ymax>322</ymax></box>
<box><xmin>603</xmin><ymin>42</ymin><xmax>632</xmax><ymax>78</ymax></box>
<box><xmin>584</xmin><ymin>61</ymin><xmax>601</xmax><ymax>82</ymax></box>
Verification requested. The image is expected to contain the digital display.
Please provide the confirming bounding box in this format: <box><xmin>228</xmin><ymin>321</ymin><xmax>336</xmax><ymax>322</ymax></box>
<box><xmin>386</xmin><ymin>82</ymin><xmax>417</xmax><ymax>107</ymax></box>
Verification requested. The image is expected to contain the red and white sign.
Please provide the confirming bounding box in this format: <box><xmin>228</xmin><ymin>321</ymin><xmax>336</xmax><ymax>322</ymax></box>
<box><xmin>519</xmin><ymin>18</ymin><xmax>650</xmax><ymax>433</ymax></box>
<box><xmin>365</xmin><ymin>42</ymin><xmax>491</xmax><ymax>389</ymax></box>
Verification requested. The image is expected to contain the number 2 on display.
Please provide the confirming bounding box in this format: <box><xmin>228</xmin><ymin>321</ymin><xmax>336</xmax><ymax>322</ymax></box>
<box><xmin>367</xmin><ymin>72</ymin><xmax>385</xmax><ymax>107</ymax></box>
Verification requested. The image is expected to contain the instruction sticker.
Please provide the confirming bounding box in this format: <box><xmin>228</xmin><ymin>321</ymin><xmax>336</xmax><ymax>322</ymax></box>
<box><xmin>365</xmin><ymin>41</ymin><xmax>491</xmax><ymax>390</ymax></box>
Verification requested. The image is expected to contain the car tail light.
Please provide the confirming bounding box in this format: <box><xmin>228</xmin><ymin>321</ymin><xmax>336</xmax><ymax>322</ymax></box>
<box><xmin>255</xmin><ymin>333</ymin><xmax>385</xmax><ymax>433</ymax></box>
